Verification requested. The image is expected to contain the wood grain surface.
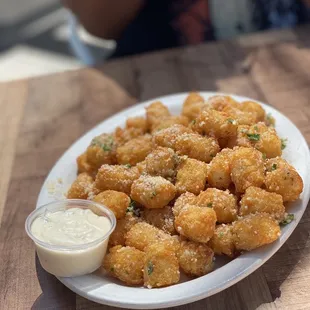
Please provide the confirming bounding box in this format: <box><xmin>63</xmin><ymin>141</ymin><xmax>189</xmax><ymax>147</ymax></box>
<box><xmin>1</xmin><ymin>26</ymin><xmax>310</xmax><ymax>310</ymax></box>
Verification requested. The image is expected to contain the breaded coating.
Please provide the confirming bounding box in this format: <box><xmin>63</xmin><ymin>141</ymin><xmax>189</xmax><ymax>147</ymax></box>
<box><xmin>234</xmin><ymin>123</ymin><xmax>281</xmax><ymax>158</ymax></box>
<box><xmin>241</xmin><ymin>101</ymin><xmax>266</xmax><ymax>122</ymax></box>
<box><xmin>239</xmin><ymin>186</ymin><xmax>285</xmax><ymax>221</ymax></box>
<box><xmin>76</xmin><ymin>152</ymin><xmax>96</xmax><ymax>176</ymax></box>
<box><xmin>176</xmin><ymin>158</ymin><xmax>208</xmax><ymax>195</ymax></box>
<box><xmin>172</xmin><ymin>192</ymin><xmax>197</xmax><ymax>217</ymax></box>
<box><xmin>222</xmin><ymin>105</ymin><xmax>256</xmax><ymax>126</ymax></box>
<box><xmin>144</xmin><ymin>147</ymin><xmax>179</xmax><ymax>180</ymax></box>
<box><xmin>116</xmin><ymin>134</ymin><xmax>153</xmax><ymax>165</ymax></box>
<box><xmin>232</xmin><ymin>213</ymin><xmax>281</xmax><ymax>251</ymax></box>
<box><xmin>146</xmin><ymin>101</ymin><xmax>170</xmax><ymax>130</ymax></box>
<box><xmin>67</xmin><ymin>173</ymin><xmax>94</xmax><ymax>199</ymax></box>
<box><xmin>182</xmin><ymin>92</ymin><xmax>206</xmax><ymax>120</ymax></box>
<box><xmin>208</xmin><ymin>95</ymin><xmax>239</xmax><ymax>111</ymax></box>
<box><xmin>175</xmin><ymin>133</ymin><xmax>220</xmax><ymax>163</ymax></box>
<box><xmin>126</xmin><ymin>117</ymin><xmax>148</xmax><ymax>133</ymax></box>
<box><xmin>93</xmin><ymin>190</ymin><xmax>130</xmax><ymax>219</ymax></box>
<box><xmin>265</xmin><ymin>157</ymin><xmax>303</xmax><ymax>202</ymax></box>
<box><xmin>103</xmin><ymin>245</ymin><xmax>145</xmax><ymax>285</ymax></box>
<box><xmin>153</xmin><ymin>124</ymin><xmax>193</xmax><ymax>149</ymax></box>
<box><xmin>230</xmin><ymin>147</ymin><xmax>264</xmax><ymax>193</ymax></box>
<box><xmin>125</xmin><ymin>222</ymin><xmax>179</xmax><ymax>251</ymax></box>
<box><xmin>109</xmin><ymin>213</ymin><xmax>140</xmax><ymax>246</ymax></box>
<box><xmin>207</xmin><ymin>148</ymin><xmax>233</xmax><ymax>189</ymax></box>
<box><xmin>196</xmin><ymin>188</ymin><xmax>238</xmax><ymax>223</ymax></box>
<box><xmin>114</xmin><ymin>127</ymin><xmax>145</xmax><ymax>145</ymax></box>
<box><xmin>86</xmin><ymin>133</ymin><xmax>117</xmax><ymax>168</ymax></box>
<box><xmin>131</xmin><ymin>175</ymin><xmax>176</xmax><ymax>209</ymax></box>
<box><xmin>144</xmin><ymin>243</ymin><xmax>180</xmax><ymax>288</ymax></box>
<box><xmin>208</xmin><ymin>224</ymin><xmax>235</xmax><ymax>257</ymax></box>
<box><xmin>142</xmin><ymin>206</ymin><xmax>176</xmax><ymax>235</ymax></box>
<box><xmin>192</xmin><ymin>108</ymin><xmax>238</xmax><ymax>139</ymax></box>
<box><xmin>177</xmin><ymin>240</ymin><xmax>214</xmax><ymax>277</ymax></box>
<box><xmin>94</xmin><ymin>165</ymin><xmax>140</xmax><ymax>194</ymax></box>
<box><xmin>174</xmin><ymin>205</ymin><xmax>217</xmax><ymax>243</ymax></box>
<box><xmin>152</xmin><ymin>115</ymin><xmax>189</xmax><ymax>132</ymax></box>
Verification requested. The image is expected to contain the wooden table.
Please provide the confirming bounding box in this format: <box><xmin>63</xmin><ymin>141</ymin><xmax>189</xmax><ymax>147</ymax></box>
<box><xmin>1</xmin><ymin>25</ymin><xmax>310</xmax><ymax>310</ymax></box>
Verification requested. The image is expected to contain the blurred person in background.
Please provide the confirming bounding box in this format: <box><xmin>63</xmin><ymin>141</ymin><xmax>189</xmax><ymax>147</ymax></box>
<box><xmin>63</xmin><ymin>0</ymin><xmax>310</xmax><ymax>58</ymax></box>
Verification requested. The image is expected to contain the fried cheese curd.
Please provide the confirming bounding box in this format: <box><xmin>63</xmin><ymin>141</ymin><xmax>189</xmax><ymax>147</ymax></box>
<box><xmin>67</xmin><ymin>172</ymin><xmax>94</xmax><ymax>199</ymax></box>
<box><xmin>232</xmin><ymin>213</ymin><xmax>281</xmax><ymax>251</ymax></box>
<box><xmin>93</xmin><ymin>190</ymin><xmax>130</xmax><ymax>219</ymax></box>
<box><xmin>265</xmin><ymin>157</ymin><xmax>303</xmax><ymax>202</ymax></box>
<box><xmin>68</xmin><ymin>93</ymin><xmax>303</xmax><ymax>288</ymax></box>
<box><xmin>177</xmin><ymin>240</ymin><xmax>214</xmax><ymax>277</ymax></box>
<box><xmin>239</xmin><ymin>186</ymin><xmax>285</xmax><ymax>221</ymax></box>
<box><xmin>144</xmin><ymin>243</ymin><xmax>180</xmax><ymax>288</ymax></box>
<box><xmin>131</xmin><ymin>175</ymin><xmax>176</xmax><ymax>209</ymax></box>
<box><xmin>103</xmin><ymin>245</ymin><xmax>145</xmax><ymax>285</ymax></box>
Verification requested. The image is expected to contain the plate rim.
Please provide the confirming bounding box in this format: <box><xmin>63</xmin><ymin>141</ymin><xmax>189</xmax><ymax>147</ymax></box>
<box><xmin>36</xmin><ymin>91</ymin><xmax>310</xmax><ymax>309</ymax></box>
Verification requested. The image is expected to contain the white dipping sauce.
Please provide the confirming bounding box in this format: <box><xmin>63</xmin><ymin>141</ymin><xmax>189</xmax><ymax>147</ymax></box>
<box><xmin>31</xmin><ymin>207</ymin><xmax>112</xmax><ymax>277</ymax></box>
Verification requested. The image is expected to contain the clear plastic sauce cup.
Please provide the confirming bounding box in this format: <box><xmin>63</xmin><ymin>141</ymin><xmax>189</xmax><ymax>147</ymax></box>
<box><xmin>25</xmin><ymin>199</ymin><xmax>116</xmax><ymax>277</ymax></box>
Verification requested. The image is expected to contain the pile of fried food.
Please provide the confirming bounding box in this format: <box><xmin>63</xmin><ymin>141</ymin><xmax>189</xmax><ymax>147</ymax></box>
<box><xmin>67</xmin><ymin>93</ymin><xmax>303</xmax><ymax>288</ymax></box>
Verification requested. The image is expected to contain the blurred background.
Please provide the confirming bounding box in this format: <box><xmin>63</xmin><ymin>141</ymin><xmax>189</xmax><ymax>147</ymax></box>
<box><xmin>0</xmin><ymin>0</ymin><xmax>310</xmax><ymax>82</ymax></box>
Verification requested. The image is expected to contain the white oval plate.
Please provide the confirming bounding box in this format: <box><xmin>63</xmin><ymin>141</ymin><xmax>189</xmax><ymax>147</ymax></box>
<box><xmin>36</xmin><ymin>92</ymin><xmax>310</xmax><ymax>309</ymax></box>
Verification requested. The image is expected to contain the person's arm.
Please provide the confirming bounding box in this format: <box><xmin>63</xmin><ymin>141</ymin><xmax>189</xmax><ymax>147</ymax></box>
<box><xmin>63</xmin><ymin>0</ymin><xmax>144</xmax><ymax>40</ymax></box>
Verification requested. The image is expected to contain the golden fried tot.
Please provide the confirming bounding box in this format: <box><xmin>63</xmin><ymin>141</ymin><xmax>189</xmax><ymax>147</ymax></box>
<box><xmin>126</xmin><ymin>116</ymin><xmax>148</xmax><ymax>133</ymax></box>
<box><xmin>175</xmin><ymin>205</ymin><xmax>217</xmax><ymax>243</ymax></box>
<box><xmin>152</xmin><ymin>115</ymin><xmax>189</xmax><ymax>132</ymax></box>
<box><xmin>131</xmin><ymin>175</ymin><xmax>176</xmax><ymax>209</ymax></box>
<box><xmin>222</xmin><ymin>105</ymin><xmax>256</xmax><ymax>126</ymax></box>
<box><xmin>239</xmin><ymin>186</ymin><xmax>285</xmax><ymax>221</ymax></box>
<box><xmin>208</xmin><ymin>224</ymin><xmax>235</xmax><ymax>257</ymax></box>
<box><xmin>94</xmin><ymin>164</ymin><xmax>140</xmax><ymax>194</ymax></box>
<box><xmin>93</xmin><ymin>190</ymin><xmax>130</xmax><ymax>220</ymax></box>
<box><xmin>241</xmin><ymin>101</ymin><xmax>266</xmax><ymax>122</ymax></box>
<box><xmin>142</xmin><ymin>206</ymin><xmax>176</xmax><ymax>235</ymax></box>
<box><xmin>172</xmin><ymin>192</ymin><xmax>197</xmax><ymax>216</ymax></box>
<box><xmin>144</xmin><ymin>147</ymin><xmax>179</xmax><ymax>180</ymax></box>
<box><xmin>116</xmin><ymin>134</ymin><xmax>153</xmax><ymax>165</ymax></box>
<box><xmin>208</xmin><ymin>95</ymin><xmax>239</xmax><ymax>111</ymax></box>
<box><xmin>86</xmin><ymin>133</ymin><xmax>117</xmax><ymax>169</ymax></box>
<box><xmin>176</xmin><ymin>158</ymin><xmax>208</xmax><ymax>195</ymax></box>
<box><xmin>103</xmin><ymin>245</ymin><xmax>145</xmax><ymax>285</ymax></box>
<box><xmin>175</xmin><ymin>133</ymin><xmax>220</xmax><ymax>163</ymax></box>
<box><xmin>196</xmin><ymin>188</ymin><xmax>238</xmax><ymax>223</ymax></box>
<box><xmin>67</xmin><ymin>173</ymin><xmax>94</xmax><ymax>199</ymax></box>
<box><xmin>109</xmin><ymin>213</ymin><xmax>141</xmax><ymax>246</ymax></box>
<box><xmin>182</xmin><ymin>92</ymin><xmax>206</xmax><ymax>120</ymax></box>
<box><xmin>192</xmin><ymin>108</ymin><xmax>237</xmax><ymax>139</ymax></box>
<box><xmin>144</xmin><ymin>243</ymin><xmax>180</xmax><ymax>288</ymax></box>
<box><xmin>114</xmin><ymin>126</ymin><xmax>145</xmax><ymax>145</ymax></box>
<box><xmin>232</xmin><ymin>213</ymin><xmax>281</xmax><ymax>251</ymax></box>
<box><xmin>153</xmin><ymin>124</ymin><xmax>193</xmax><ymax>149</ymax></box>
<box><xmin>146</xmin><ymin>101</ymin><xmax>170</xmax><ymax>130</ymax></box>
<box><xmin>76</xmin><ymin>152</ymin><xmax>96</xmax><ymax>176</ymax></box>
<box><xmin>125</xmin><ymin>222</ymin><xmax>178</xmax><ymax>251</ymax></box>
<box><xmin>207</xmin><ymin>148</ymin><xmax>233</xmax><ymax>189</ymax></box>
<box><xmin>177</xmin><ymin>240</ymin><xmax>214</xmax><ymax>277</ymax></box>
<box><xmin>230</xmin><ymin>147</ymin><xmax>264</xmax><ymax>193</ymax></box>
<box><xmin>265</xmin><ymin>157</ymin><xmax>303</xmax><ymax>202</ymax></box>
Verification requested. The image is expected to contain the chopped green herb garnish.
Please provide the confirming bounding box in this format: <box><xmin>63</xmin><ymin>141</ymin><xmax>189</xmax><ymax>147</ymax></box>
<box><xmin>262</xmin><ymin>153</ymin><xmax>267</xmax><ymax>160</ymax></box>
<box><xmin>124</xmin><ymin>164</ymin><xmax>132</xmax><ymax>168</ymax></box>
<box><xmin>207</xmin><ymin>203</ymin><xmax>213</xmax><ymax>208</ymax></box>
<box><xmin>151</xmin><ymin>191</ymin><xmax>157</xmax><ymax>198</ymax></box>
<box><xmin>219</xmin><ymin>232</ymin><xmax>224</xmax><ymax>238</ymax></box>
<box><xmin>266</xmin><ymin>113</ymin><xmax>275</xmax><ymax>127</ymax></box>
<box><xmin>281</xmin><ymin>138</ymin><xmax>287</xmax><ymax>150</ymax></box>
<box><xmin>280</xmin><ymin>214</ymin><xmax>294</xmax><ymax>225</ymax></box>
<box><xmin>126</xmin><ymin>200</ymin><xmax>141</xmax><ymax>217</ymax></box>
<box><xmin>227</xmin><ymin>118</ymin><xmax>236</xmax><ymax>124</ymax></box>
<box><xmin>147</xmin><ymin>262</ymin><xmax>154</xmax><ymax>275</ymax></box>
<box><xmin>247</xmin><ymin>133</ymin><xmax>260</xmax><ymax>141</ymax></box>
<box><xmin>191</xmin><ymin>119</ymin><xmax>196</xmax><ymax>125</ymax></box>
<box><xmin>272</xmin><ymin>163</ymin><xmax>277</xmax><ymax>171</ymax></box>
<box><xmin>254</xmin><ymin>126</ymin><xmax>258</xmax><ymax>131</ymax></box>
<box><xmin>91</xmin><ymin>136</ymin><xmax>114</xmax><ymax>152</ymax></box>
